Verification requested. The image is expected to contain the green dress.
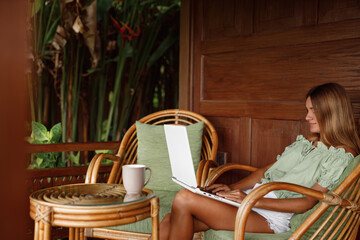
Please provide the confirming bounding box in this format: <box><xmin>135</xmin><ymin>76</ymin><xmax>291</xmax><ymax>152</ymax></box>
<box><xmin>261</xmin><ymin>135</ymin><xmax>354</xmax><ymax>199</ymax></box>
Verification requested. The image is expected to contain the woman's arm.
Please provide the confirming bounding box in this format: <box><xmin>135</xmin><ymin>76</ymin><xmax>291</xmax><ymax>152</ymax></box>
<box><xmin>207</xmin><ymin>163</ymin><xmax>274</xmax><ymax>193</ymax></box>
<box><xmin>219</xmin><ymin>183</ymin><xmax>328</xmax><ymax>213</ymax></box>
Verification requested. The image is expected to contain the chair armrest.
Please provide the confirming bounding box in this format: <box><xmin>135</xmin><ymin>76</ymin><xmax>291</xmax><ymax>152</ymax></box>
<box><xmin>204</xmin><ymin>163</ymin><xmax>258</xmax><ymax>187</ymax></box>
<box><xmin>85</xmin><ymin>153</ymin><xmax>124</xmax><ymax>184</ymax></box>
<box><xmin>196</xmin><ymin>160</ymin><xmax>219</xmax><ymax>187</ymax></box>
<box><xmin>234</xmin><ymin>182</ymin><xmax>355</xmax><ymax>240</ymax></box>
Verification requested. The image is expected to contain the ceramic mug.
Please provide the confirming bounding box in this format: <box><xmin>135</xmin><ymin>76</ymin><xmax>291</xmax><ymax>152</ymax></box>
<box><xmin>122</xmin><ymin>164</ymin><xmax>152</xmax><ymax>195</ymax></box>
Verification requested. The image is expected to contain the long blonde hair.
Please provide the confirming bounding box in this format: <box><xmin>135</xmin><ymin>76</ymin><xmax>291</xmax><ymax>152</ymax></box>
<box><xmin>306</xmin><ymin>83</ymin><xmax>360</xmax><ymax>155</ymax></box>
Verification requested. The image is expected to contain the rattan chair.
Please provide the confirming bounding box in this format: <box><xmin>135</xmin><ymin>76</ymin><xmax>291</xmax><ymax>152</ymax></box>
<box><xmin>84</xmin><ymin>109</ymin><xmax>218</xmax><ymax>239</ymax></box>
<box><xmin>204</xmin><ymin>155</ymin><xmax>360</xmax><ymax>240</ymax></box>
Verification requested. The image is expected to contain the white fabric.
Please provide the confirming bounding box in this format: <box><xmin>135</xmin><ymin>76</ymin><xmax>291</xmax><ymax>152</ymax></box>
<box><xmin>244</xmin><ymin>183</ymin><xmax>294</xmax><ymax>233</ymax></box>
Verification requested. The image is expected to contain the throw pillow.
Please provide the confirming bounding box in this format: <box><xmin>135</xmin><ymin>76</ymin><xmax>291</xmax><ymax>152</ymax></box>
<box><xmin>136</xmin><ymin>121</ymin><xmax>204</xmax><ymax>191</ymax></box>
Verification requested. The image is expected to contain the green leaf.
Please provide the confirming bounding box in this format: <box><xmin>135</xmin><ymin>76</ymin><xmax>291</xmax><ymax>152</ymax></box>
<box><xmin>40</xmin><ymin>158</ymin><xmax>56</xmax><ymax>169</ymax></box>
<box><xmin>57</xmin><ymin>158</ymin><xmax>67</xmax><ymax>168</ymax></box>
<box><xmin>94</xmin><ymin>149</ymin><xmax>113</xmax><ymax>154</ymax></box>
<box><xmin>32</xmin><ymin>122</ymin><xmax>49</xmax><ymax>141</ymax></box>
<box><xmin>148</xmin><ymin>29</ymin><xmax>178</xmax><ymax>68</ymax></box>
<box><xmin>101</xmin><ymin>119</ymin><xmax>110</xmax><ymax>141</ymax></box>
<box><xmin>87</xmin><ymin>67</ymin><xmax>102</xmax><ymax>74</ymax></box>
<box><xmin>36</xmin><ymin>158</ymin><xmax>43</xmax><ymax>168</ymax></box>
<box><xmin>30</xmin><ymin>139</ymin><xmax>44</xmax><ymax>144</ymax></box>
<box><xmin>31</xmin><ymin>0</ymin><xmax>44</xmax><ymax>17</ymax></box>
<box><xmin>108</xmin><ymin>91</ymin><xmax>114</xmax><ymax>103</ymax></box>
<box><xmin>69</xmin><ymin>152</ymin><xmax>80</xmax><ymax>166</ymax></box>
<box><xmin>36</xmin><ymin>152</ymin><xmax>50</xmax><ymax>160</ymax></box>
<box><xmin>28</xmin><ymin>163</ymin><xmax>37</xmax><ymax>169</ymax></box>
<box><xmin>43</xmin><ymin>17</ymin><xmax>60</xmax><ymax>45</ymax></box>
<box><xmin>50</xmin><ymin>123</ymin><xmax>62</xmax><ymax>143</ymax></box>
<box><xmin>25</xmin><ymin>136</ymin><xmax>34</xmax><ymax>144</ymax></box>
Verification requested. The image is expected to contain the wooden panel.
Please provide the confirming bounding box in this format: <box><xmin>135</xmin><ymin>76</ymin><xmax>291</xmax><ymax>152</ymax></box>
<box><xmin>199</xmin><ymin>38</ymin><xmax>360</xmax><ymax>119</ymax></box>
<box><xmin>202</xmin><ymin>39</ymin><xmax>360</xmax><ymax>102</ymax></box>
<box><xmin>207</xmin><ymin>116</ymin><xmax>252</xmax><ymax>184</ymax></box>
<box><xmin>251</xmin><ymin>119</ymin><xmax>302</xmax><ymax>168</ymax></box>
<box><xmin>254</xmin><ymin>0</ymin><xmax>317</xmax><ymax>33</ymax></box>
<box><xmin>202</xmin><ymin>0</ymin><xmax>253</xmax><ymax>40</ymax></box>
<box><xmin>207</xmin><ymin>116</ymin><xmax>251</xmax><ymax>165</ymax></box>
<box><xmin>200</xmin><ymin>101</ymin><xmax>305</xmax><ymax>120</ymax></box>
<box><xmin>200</xmin><ymin>19</ymin><xmax>360</xmax><ymax>55</ymax></box>
<box><xmin>319</xmin><ymin>0</ymin><xmax>360</xmax><ymax>24</ymax></box>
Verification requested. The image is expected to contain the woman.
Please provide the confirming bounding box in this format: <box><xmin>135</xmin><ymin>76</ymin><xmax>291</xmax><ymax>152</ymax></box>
<box><xmin>156</xmin><ymin>83</ymin><xmax>360</xmax><ymax>240</ymax></box>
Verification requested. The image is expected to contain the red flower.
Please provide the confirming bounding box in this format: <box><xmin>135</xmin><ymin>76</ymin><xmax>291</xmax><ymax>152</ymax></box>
<box><xmin>110</xmin><ymin>16</ymin><xmax>141</xmax><ymax>47</ymax></box>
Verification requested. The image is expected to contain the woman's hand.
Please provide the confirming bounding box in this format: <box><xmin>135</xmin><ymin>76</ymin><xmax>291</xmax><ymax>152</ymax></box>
<box><xmin>205</xmin><ymin>184</ymin><xmax>232</xmax><ymax>194</ymax></box>
<box><xmin>216</xmin><ymin>189</ymin><xmax>248</xmax><ymax>204</ymax></box>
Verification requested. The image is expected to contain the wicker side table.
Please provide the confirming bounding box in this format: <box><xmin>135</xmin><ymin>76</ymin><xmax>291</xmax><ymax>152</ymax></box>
<box><xmin>29</xmin><ymin>183</ymin><xmax>159</xmax><ymax>240</ymax></box>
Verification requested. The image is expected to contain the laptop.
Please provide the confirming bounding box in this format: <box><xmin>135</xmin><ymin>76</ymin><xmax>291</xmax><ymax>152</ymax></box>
<box><xmin>164</xmin><ymin>124</ymin><xmax>240</xmax><ymax>207</ymax></box>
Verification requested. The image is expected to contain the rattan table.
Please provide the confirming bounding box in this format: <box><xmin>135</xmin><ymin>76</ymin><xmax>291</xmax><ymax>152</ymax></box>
<box><xmin>29</xmin><ymin>183</ymin><xmax>159</xmax><ymax>240</ymax></box>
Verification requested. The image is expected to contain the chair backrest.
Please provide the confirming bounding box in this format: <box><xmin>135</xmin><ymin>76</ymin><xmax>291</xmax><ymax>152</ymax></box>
<box><xmin>107</xmin><ymin>109</ymin><xmax>218</xmax><ymax>185</ymax></box>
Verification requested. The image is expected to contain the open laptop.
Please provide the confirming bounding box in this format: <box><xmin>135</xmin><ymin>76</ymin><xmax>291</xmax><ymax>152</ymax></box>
<box><xmin>164</xmin><ymin>124</ymin><xmax>240</xmax><ymax>207</ymax></box>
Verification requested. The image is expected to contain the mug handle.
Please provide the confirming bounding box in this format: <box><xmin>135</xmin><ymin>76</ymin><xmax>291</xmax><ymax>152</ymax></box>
<box><xmin>144</xmin><ymin>167</ymin><xmax>153</xmax><ymax>187</ymax></box>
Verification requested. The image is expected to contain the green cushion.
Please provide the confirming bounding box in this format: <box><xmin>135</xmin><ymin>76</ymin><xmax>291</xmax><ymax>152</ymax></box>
<box><xmin>136</xmin><ymin>121</ymin><xmax>204</xmax><ymax>191</ymax></box>
<box><xmin>107</xmin><ymin>190</ymin><xmax>177</xmax><ymax>233</ymax></box>
<box><xmin>205</xmin><ymin>155</ymin><xmax>360</xmax><ymax>240</ymax></box>
<box><xmin>204</xmin><ymin>229</ymin><xmax>292</xmax><ymax>240</ymax></box>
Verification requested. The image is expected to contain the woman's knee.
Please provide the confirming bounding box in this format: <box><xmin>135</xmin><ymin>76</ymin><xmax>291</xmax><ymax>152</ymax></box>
<box><xmin>172</xmin><ymin>189</ymin><xmax>195</xmax><ymax>210</ymax></box>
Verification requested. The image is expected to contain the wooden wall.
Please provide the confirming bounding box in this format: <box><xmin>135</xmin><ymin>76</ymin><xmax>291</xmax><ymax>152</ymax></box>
<box><xmin>180</xmin><ymin>0</ymin><xmax>360</xmax><ymax>180</ymax></box>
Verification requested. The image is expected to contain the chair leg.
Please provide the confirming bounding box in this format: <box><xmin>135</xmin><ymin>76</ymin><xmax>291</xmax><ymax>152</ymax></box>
<box><xmin>151</xmin><ymin>196</ymin><xmax>160</xmax><ymax>240</ymax></box>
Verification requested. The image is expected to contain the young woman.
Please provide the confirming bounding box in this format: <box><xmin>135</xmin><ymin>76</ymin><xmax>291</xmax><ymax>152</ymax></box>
<box><xmin>155</xmin><ymin>83</ymin><xmax>360</xmax><ymax>240</ymax></box>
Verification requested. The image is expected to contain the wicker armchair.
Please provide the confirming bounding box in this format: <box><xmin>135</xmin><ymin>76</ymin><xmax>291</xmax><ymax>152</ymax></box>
<box><xmin>204</xmin><ymin>155</ymin><xmax>360</xmax><ymax>240</ymax></box>
<box><xmin>84</xmin><ymin>109</ymin><xmax>218</xmax><ymax>239</ymax></box>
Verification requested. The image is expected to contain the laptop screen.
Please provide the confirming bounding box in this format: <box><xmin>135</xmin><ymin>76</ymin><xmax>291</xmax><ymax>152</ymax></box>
<box><xmin>164</xmin><ymin>125</ymin><xmax>198</xmax><ymax>188</ymax></box>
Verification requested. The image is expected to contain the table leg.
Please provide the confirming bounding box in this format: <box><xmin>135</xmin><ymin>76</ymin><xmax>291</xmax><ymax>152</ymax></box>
<box><xmin>75</xmin><ymin>228</ymin><xmax>80</xmax><ymax>240</ymax></box>
<box><xmin>34</xmin><ymin>205</ymin><xmax>52</xmax><ymax>240</ymax></box>
<box><xmin>80</xmin><ymin>228</ymin><xmax>85</xmax><ymax>240</ymax></box>
<box><xmin>69</xmin><ymin>227</ymin><xmax>75</xmax><ymax>240</ymax></box>
<box><xmin>39</xmin><ymin>220</ymin><xmax>43</xmax><ymax>240</ymax></box>
<box><xmin>151</xmin><ymin>196</ymin><xmax>160</xmax><ymax>240</ymax></box>
<box><xmin>34</xmin><ymin>219</ymin><xmax>39</xmax><ymax>240</ymax></box>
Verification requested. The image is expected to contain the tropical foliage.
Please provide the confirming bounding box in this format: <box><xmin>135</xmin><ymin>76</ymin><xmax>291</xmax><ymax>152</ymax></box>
<box><xmin>28</xmin><ymin>0</ymin><xmax>180</xmax><ymax>148</ymax></box>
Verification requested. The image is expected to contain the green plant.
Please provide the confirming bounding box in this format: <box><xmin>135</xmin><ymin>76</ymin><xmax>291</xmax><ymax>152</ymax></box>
<box><xmin>28</xmin><ymin>0</ymin><xmax>180</xmax><ymax>151</ymax></box>
<box><xmin>27</xmin><ymin>122</ymin><xmax>66</xmax><ymax>169</ymax></box>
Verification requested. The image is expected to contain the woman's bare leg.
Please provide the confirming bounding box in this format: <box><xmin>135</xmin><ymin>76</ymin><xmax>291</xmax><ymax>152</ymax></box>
<box><xmin>166</xmin><ymin>189</ymin><xmax>273</xmax><ymax>240</ymax></box>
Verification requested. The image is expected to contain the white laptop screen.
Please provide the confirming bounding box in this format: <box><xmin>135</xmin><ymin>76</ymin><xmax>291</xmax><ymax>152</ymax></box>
<box><xmin>164</xmin><ymin>125</ymin><xmax>198</xmax><ymax>188</ymax></box>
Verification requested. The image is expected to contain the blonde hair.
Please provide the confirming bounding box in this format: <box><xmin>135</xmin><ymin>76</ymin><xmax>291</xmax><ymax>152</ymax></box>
<box><xmin>306</xmin><ymin>83</ymin><xmax>360</xmax><ymax>155</ymax></box>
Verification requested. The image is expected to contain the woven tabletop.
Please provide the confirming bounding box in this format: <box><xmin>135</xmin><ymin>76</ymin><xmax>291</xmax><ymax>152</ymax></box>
<box><xmin>30</xmin><ymin>183</ymin><xmax>151</xmax><ymax>206</ymax></box>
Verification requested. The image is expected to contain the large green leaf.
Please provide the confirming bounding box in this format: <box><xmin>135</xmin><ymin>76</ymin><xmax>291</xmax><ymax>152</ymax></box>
<box><xmin>32</xmin><ymin>122</ymin><xmax>49</xmax><ymax>142</ymax></box>
<box><xmin>50</xmin><ymin>123</ymin><xmax>62</xmax><ymax>143</ymax></box>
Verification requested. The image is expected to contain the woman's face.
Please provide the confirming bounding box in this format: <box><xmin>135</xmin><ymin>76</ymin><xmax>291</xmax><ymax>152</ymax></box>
<box><xmin>305</xmin><ymin>97</ymin><xmax>320</xmax><ymax>133</ymax></box>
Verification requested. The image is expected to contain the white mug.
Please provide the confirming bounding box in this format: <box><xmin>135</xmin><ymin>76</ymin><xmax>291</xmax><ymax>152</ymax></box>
<box><xmin>122</xmin><ymin>164</ymin><xmax>152</xmax><ymax>195</ymax></box>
